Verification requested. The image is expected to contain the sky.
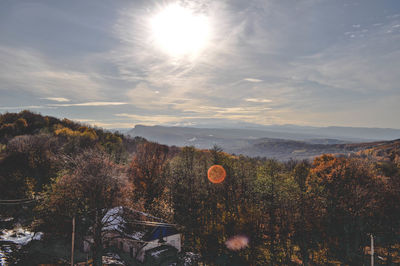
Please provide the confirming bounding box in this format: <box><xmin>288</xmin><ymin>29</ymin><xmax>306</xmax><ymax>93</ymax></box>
<box><xmin>0</xmin><ymin>0</ymin><xmax>399</xmax><ymax>129</ymax></box>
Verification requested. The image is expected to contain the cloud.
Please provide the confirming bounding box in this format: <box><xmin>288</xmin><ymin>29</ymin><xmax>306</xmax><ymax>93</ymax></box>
<box><xmin>49</xmin><ymin>101</ymin><xmax>128</xmax><ymax>107</ymax></box>
<box><xmin>245</xmin><ymin>98</ymin><xmax>272</xmax><ymax>103</ymax></box>
<box><xmin>292</xmin><ymin>32</ymin><xmax>400</xmax><ymax>93</ymax></box>
<box><xmin>42</xmin><ymin>97</ymin><xmax>70</xmax><ymax>102</ymax></box>
<box><xmin>70</xmin><ymin>118</ymin><xmax>96</xmax><ymax>123</ymax></box>
<box><xmin>243</xmin><ymin>78</ymin><xmax>263</xmax><ymax>83</ymax></box>
<box><xmin>0</xmin><ymin>105</ymin><xmax>47</xmax><ymax>110</ymax></box>
<box><xmin>114</xmin><ymin>110</ymin><xmax>277</xmax><ymax>126</ymax></box>
<box><xmin>111</xmin><ymin>0</ymin><xmax>252</xmax><ymax>108</ymax></box>
<box><xmin>115</xmin><ymin>101</ymin><xmax>274</xmax><ymax>126</ymax></box>
<box><xmin>0</xmin><ymin>46</ymin><xmax>102</xmax><ymax>101</ymax></box>
<box><xmin>115</xmin><ymin>113</ymin><xmax>192</xmax><ymax>125</ymax></box>
<box><xmin>196</xmin><ymin>106</ymin><xmax>271</xmax><ymax>114</ymax></box>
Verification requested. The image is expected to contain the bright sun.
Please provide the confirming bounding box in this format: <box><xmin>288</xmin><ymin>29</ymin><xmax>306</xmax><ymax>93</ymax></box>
<box><xmin>150</xmin><ymin>3</ymin><xmax>210</xmax><ymax>58</ymax></box>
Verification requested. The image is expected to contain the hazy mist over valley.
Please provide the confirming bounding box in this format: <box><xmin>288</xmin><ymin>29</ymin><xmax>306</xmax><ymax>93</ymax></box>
<box><xmin>125</xmin><ymin>124</ymin><xmax>400</xmax><ymax>160</ymax></box>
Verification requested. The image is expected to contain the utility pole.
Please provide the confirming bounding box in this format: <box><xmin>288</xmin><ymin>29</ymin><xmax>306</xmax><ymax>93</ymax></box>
<box><xmin>71</xmin><ymin>216</ymin><xmax>75</xmax><ymax>266</ymax></box>
<box><xmin>370</xmin><ymin>233</ymin><xmax>374</xmax><ymax>266</ymax></box>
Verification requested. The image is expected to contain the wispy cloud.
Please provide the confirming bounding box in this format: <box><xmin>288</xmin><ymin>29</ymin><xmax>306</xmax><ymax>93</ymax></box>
<box><xmin>114</xmin><ymin>111</ymin><xmax>277</xmax><ymax>126</ymax></box>
<box><xmin>111</xmin><ymin>0</ymin><xmax>252</xmax><ymax>110</ymax></box>
<box><xmin>0</xmin><ymin>46</ymin><xmax>102</xmax><ymax>101</ymax></box>
<box><xmin>42</xmin><ymin>97</ymin><xmax>70</xmax><ymax>102</ymax></box>
<box><xmin>69</xmin><ymin>118</ymin><xmax>99</xmax><ymax>123</ymax></box>
<box><xmin>0</xmin><ymin>105</ymin><xmax>48</xmax><ymax>110</ymax></box>
<box><xmin>115</xmin><ymin>101</ymin><xmax>274</xmax><ymax>125</ymax></box>
<box><xmin>195</xmin><ymin>106</ymin><xmax>271</xmax><ymax>114</ymax></box>
<box><xmin>243</xmin><ymin>78</ymin><xmax>263</xmax><ymax>83</ymax></box>
<box><xmin>115</xmin><ymin>113</ymin><xmax>192</xmax><ymax>125</ymax></box>
<box><xmin>90</xmin><ymin>122</ymin><xmax>134</xmax><ymax>128</ymax></box>
<box><xmin>49</xmin><ymin>102</ymin><xmax>128</xmax><ymax>107</ymax></box>
<box><xmin>245</xmin><ymin>98</ymin><xmax>272</xmax><ymax>103</ymax></box>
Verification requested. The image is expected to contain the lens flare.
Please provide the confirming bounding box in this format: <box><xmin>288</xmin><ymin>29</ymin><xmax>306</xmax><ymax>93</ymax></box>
<box><xmin>207</xmin><ymin>165</ymin><xmax>226</xmax><ymax>184</ymax></box>
<box><xmin>225</xmin><ymin>235</ymin><xmax>249</xmax><ymax>251</ymax></box>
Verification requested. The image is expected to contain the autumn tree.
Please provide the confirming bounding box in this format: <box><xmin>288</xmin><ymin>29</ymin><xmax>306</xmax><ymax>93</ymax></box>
<box><xmin>309</xmin><ymin>154</ymin><xmax>381</xmax><ymax>264</ymax></box>
<box><xmin>169</xmin><ymin>147</ymin><xmax>199</xmax><ymax>247</ymax></box>
<box><xmin>253</xmin><ymin>159</ymin><xmax>298</xmax><ymax>265</ymax></box>
<box><xmin>375</xmin><ymin>161</ymin><xmax>400</xmax><ymax>264</ymax></box>
<box><xmin>0</xmin><ymin>134</ymin><xmax>60</xmax><ymax>200</ymax></box>
<box><xmin>169</xmin><ymin>146</ymin><xmax>228</xmax><ymax>262</ymax></box>
<box><xmin>291</xmin><ymin>160</ymin><xmax>316</xmax><ymax>265</ymax></box>
<box><xmin>39</xmin><ymin>149</ymin><xmax>129</xmax><ymax>266</ymax></box>
<box><xmin>128</xmin><ymin>142</ymin><xmax>169</xmax><ymax>210</ymax></box>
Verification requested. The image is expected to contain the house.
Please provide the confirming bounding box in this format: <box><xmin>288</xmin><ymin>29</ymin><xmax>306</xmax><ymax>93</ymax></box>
<box><xmin>135</xmin><ymin>223</ymin><xmax>181</xmax><ymax>262</ymax></box>
<box><xmin>83</xmin><ymin>207</ymin><xmax>181</xmax><ymax>263</ymax></box>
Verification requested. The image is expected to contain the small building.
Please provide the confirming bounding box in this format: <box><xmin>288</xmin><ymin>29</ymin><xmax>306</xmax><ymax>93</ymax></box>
<box><xmin>136</xmin><ymin>224</ymin><xmax>181</xmax><ymax>262</ymax></box>
<box><xmin>83</xmin><ymin>207</ymin><xmax>181</xmax><ymax>263</ymax></box>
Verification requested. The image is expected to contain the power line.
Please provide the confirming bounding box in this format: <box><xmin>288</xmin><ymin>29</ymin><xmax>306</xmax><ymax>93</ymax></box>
<box><xmin>0</xmin><ymin>198</ymin><xmax>35</xmax><ymax>202</ymax></box>
<box><xmin>0</xmin><ymin>199</ymin><xmax>37</xmax><ymax>205</ymax></box>
<box><xmin>125</xmin><ymin>219</ymin><xmax>177</xmax><ymax>227</ymax></box>
<box><xmin>0</xmin><ymin>196</ymin><xmax>43</xmax><ymax>201</ymax></box>
<box><xmin>0</xmin><ymin>197</ymin><xmax>42</xmax><ymax>205</ymax></box>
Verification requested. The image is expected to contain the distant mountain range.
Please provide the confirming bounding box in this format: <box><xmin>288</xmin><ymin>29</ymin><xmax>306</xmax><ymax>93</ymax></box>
<box><xmin>123</xmin><ymin>125</ymin><xmax>400</xmax><ymax>160</ymax></box>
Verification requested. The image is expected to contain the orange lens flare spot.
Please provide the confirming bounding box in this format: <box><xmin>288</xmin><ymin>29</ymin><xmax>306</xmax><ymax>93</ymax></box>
<box><xmin>225</xmin><ymin>235</ymin><xmax>249</xmax><ymax>251</ymax></box>
<box><xmin>207</xmin><ymin>165</ymin><xmax>226</xmax><ymax>184</ymax></box>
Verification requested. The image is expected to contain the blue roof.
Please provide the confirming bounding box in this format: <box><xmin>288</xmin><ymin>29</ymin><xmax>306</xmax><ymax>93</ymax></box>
<box><xmin>144</xmin><ymin>226</ymin><xmax>179</xmax><ymax>241</ymax></box>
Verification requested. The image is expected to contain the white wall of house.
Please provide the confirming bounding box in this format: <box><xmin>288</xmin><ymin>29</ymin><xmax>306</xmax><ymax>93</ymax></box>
<box><xmin>83</xmin><ymin>232</ymin><xmax>141</xmax><ymax>256</ymax></box>
<box><xmin>83</xmin><ymin>232</ymin><xmax>182</xmax><ymax>262</ymax></box>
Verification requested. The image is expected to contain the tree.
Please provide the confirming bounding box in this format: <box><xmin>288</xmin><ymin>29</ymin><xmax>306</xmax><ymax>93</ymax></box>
<box><xmin>309</xmin><ymin>154</ymin><xmax>380</xmax><ymax>264</ymax></box>
<box><xmin>128</xmin><ymin>142</ymin><xmax>169</xmax><ymax>210</ymax></box>
<box><xmin>375</xmin><ymin>161</ymin><xmax>400</xmax><ymax>265</ymax></box>
<box><xmin>292</xmin><ymin>161</ymin><xmax>315</xmax><ymax>265</ymax></box>
<box><xmin>0</xmin><ymin>134</ymin><xmax>60</xmax><ymax>200</ymax></box>
<box><xmin>40</xmin><ymin>149</ymin><xmax>129</xmax><ymax>266</ymax></box>
<box><xmin>253</xmin><ymin>159</ymin><xmax>290</xmax><ymax>265</ymax></box>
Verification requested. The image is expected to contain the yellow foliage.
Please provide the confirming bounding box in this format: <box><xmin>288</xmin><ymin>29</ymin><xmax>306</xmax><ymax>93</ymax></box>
<box><xmin>81</xmin><ymin>128</ymin><xmax>98</xmax><ymax>141</ymax></box>
<box><xmin>54</xmin><ymin>127</ymin><xmax>80</xmax><ymax>137</ymax></box>
<box><xmin>54</xmin><ymin>126</ymin><xmax>98</xmax><ymax>141</ymax></box>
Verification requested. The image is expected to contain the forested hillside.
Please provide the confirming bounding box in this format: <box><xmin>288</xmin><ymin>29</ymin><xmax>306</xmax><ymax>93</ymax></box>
<box><xmin>1</xmin><ymin>111</ymin><xmax>400</xmax><ymax>265</ymax></box>
<box><xmin>0</xmin><ymin>110</ymin><xmax>143</xmax><ymax>201</ymax></box>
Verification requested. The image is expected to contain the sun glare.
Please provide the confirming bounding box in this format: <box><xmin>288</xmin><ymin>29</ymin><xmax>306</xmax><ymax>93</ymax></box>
<box><xmin>150</xmin><ymin>3</ymin><xmax>210</xmax><ymax>58</ymax></box>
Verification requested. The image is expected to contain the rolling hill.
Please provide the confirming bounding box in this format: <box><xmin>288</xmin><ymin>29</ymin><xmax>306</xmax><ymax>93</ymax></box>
<box><xmin>126</xmin><ymin>125</ymin><xmax>400</xmax><ymax>160</ymax></box>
